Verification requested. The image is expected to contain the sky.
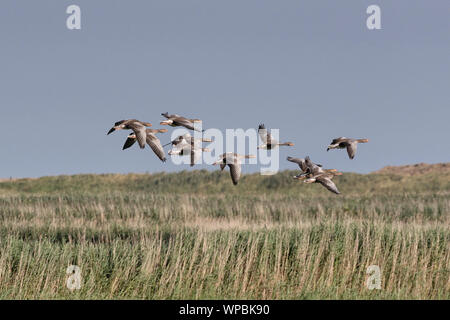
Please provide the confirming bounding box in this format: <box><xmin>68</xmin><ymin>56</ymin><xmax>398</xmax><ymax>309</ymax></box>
<box><xmin>0</xmin><ymin>0</ymin><xmax>449</xmax><ymax>178</ymax></box>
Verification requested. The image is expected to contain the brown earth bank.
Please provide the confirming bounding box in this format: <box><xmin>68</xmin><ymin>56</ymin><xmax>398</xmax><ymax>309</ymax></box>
<box><xmin>373</xmin><ymin>162</ymin><xmax>450</xmax><ymax>176</ymax></box>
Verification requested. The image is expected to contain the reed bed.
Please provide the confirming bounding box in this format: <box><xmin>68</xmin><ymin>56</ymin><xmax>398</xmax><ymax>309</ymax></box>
<box><xmin>0</xmin><ymin>171</ymin><xmax>449</xmax><ymax>299</ymax></box>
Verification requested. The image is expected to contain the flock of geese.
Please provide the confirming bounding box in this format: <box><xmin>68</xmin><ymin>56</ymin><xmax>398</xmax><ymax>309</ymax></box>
<box><xmin>107</xmin><ymin>114</ymin><xmax>369</xmax><ymax>194</ymax></box>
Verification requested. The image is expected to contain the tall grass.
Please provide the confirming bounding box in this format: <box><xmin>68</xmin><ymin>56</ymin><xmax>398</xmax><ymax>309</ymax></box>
<box><xmin>0</xmin><ymin>171</ymin><xmax>449</xmax><ymax>299</ymax></box>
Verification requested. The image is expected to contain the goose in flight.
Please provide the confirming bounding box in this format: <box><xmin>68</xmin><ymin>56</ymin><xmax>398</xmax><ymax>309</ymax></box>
<box><xmin>302</xmin><ymin>171</ymin><xmax>342</xmax><ymax>194</ymax></box>
<box><xmin>213</xmin><ymin>153</ymin><xmax>256</xmax><ymax>185</ymax></box>
<box><xmin>160</xmin><ymin>112</ymin><xmax>204</xmax><ymax>132</ymax></box>
<box><xmin>123</xmin><ymin>129</ymin><xmax>168</xmax><ymax>162</ymax></box>
<box><xmin>257</xmin><ymin>124</ymin><xmax>294</xmax><ymax>150</ymax></box>
<box><xmin>107</xmin><ymin>119</ymin><xmax>152</xmax><ymax>149</ymax></box>
<box><xmin>327</xmin><ymin>137</ymin><xmax>369</xmax><ymax>159</ymax></box>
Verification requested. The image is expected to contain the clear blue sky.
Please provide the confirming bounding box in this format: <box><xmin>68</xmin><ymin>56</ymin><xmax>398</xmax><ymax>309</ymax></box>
<box><xmin>0</xmin><ymin>0</ymin><xmax>449</xmax><ymax>178</ymax></box>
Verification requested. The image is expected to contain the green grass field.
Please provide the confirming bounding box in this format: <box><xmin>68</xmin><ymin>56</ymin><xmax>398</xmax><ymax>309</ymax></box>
<box><xmin>0</xmin><ymin>168</ymin><xmax>449</xmax><ymax>299</ymax></box>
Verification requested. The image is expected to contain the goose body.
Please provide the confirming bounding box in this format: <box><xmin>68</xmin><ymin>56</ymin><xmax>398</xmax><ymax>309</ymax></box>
<box><xmin>107</xmin><ymin>119</ymin><xmax>152</xmax><ymax>149</ymax></box>
<box><xmin>160</xmin><ymin>112</ymin><xmax>203</xmax><ymax>132</ymax></box>
<box><xmin>327</xmin><ymin>137</ymin><xmax>369</xmax><ymax>159</ymax></box>
<box><xmin>257</xmin><ymin>124</ymin><xmax>294</xmax><ymax>150</ymax></box>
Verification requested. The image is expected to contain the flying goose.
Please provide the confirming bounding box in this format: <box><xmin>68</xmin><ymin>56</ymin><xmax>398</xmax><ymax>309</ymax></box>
<box><xmin>257</xmin><ymin>124</ymin><xmax>294</xmax><ymax>150</ymax></box>
<box><xmin>327</xmin><ymin>137</ymin><xmax>369</xmax><ymax>159</ymax></box>
<box><xmin>107</xmin><ymin>119</ymin><xmax>152</xmax><ymax>149</ymax></box>
<box><xmin>212</xmin><ymin>153</ymin><xmax>256</xmax><ymax>185</ymax></box>
<box><xmin>160</xmin><ymin>112</ymin><xmax>204</xmax><ymax>132</ymax></box>
<box><xmin>122</xmin><ymin>129</ymin><xmax>168</xmax><ymax>162</ymax></box>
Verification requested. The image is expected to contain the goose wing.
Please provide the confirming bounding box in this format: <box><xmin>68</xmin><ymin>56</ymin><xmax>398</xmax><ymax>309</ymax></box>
<box><xmin>287</xmin><ymin>157</ymin><xmax>307</xmax><ymax>171</ymax></box>
<box><xmin>228</xmin><ymin>162</ymin><xmax>242</xmax><ymax>185</ymax></box>
<box><xmin>127</xmin><ymin>122</ymin><xmax>147</xmax><ymax>149</ymax></box>
<box><xmin>146</xmin><ymin>133</ymin><xmax>166</xmax><ymax>162</ymax></box>
<box><xmin>190</xmin><ymin>147</ymin><xmax>196</xmax><ymax>167</ymax></box>
<box><xmin>190</xmin><ymin>148</ymin><xmax>204</xmax><ymax>167</ymax></box>
<box><xmin>315</xmin><ymin>176</ymin><xmax>340</xmax><ymax>194</ymax></box>
<box><xmin>258</xmin><ymin>124</ymin><xmax>273</xmax><ymax>144</ymax></box>
<box><xmin>316</xmin><ymin>175</ymin><xmax>340</xmax><ymax>194</ymax></box>
<box><xmin>346</xmin><ymin>141</ymin><xmax>357</xmax><ymax>159</ymax></box>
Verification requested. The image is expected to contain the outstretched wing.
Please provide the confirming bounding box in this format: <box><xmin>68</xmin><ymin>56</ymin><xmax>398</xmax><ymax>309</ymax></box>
<box><xmin>190</xmin><ymin>147</ymin><xmax>196</xmax><ymax>167</ymax></box>
<box><xmin>128</xmin><ymin>122</ymin><xmax>147</xmax><ymax>149</ymax></box>
<box><xmin>228</xmin><ymin>163</ymin><xmax>241</xmax><ymax>185</ymax></box>
<box><xmin>316</xmin><ymin>176</ymin><xmax>340</xmax><ymax>194</ymax></box>
<box><xmin>190</xmin><ymin>148</ymin><xmax>203</xmax><ymax>167</ymax></box>
<box><xmin>146</xmin><ymin>133</ymin><xmax>166</xmax><ymax>162</ymax></box>
<box><xmin>287</xmin><ymin>157</ymin><xmax>307</xmax><ymax>171</ymax></box>
<box><xmin>346</xmin><ymin>142</ymin><xmax>357</xmax><ymax>159</ymax></box>
<box><xmin>258</xmin><ymin>124</ymin><xmax>272</xmax><ymax>144</ymax></box>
